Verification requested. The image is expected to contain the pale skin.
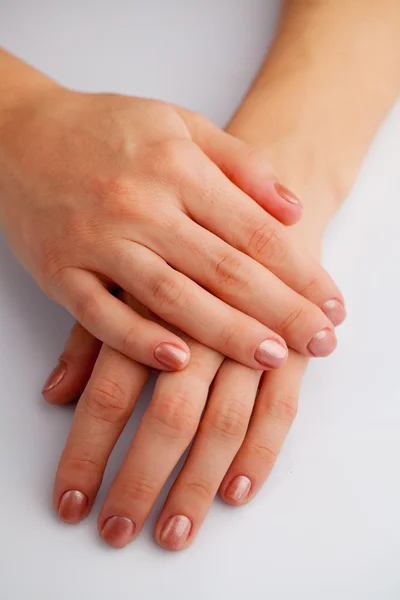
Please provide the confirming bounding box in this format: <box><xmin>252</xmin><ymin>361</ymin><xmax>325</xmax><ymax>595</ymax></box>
<box><xmin>2</xmin><ymin>0</ymin><xmax>400</xmax><ymax>551</ymax></box>
<box><xmin>0</xmin><ymin>50</ymin><xmax>346</xmax><ymax>372</ymax></box>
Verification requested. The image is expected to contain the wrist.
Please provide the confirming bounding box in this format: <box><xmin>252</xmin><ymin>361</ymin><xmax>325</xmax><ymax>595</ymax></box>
<box><xmin>226</xmin><ymin>105</ymin><xmax>339</xmax><ymax>243</ymax></box>
<box><xmin>0</xmin><ymin>49</ymin><xmax>60</xmax><ymax>124</ymax></box>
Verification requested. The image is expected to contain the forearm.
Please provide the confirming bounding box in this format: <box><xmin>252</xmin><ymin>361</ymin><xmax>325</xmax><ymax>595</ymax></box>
<box><xmin>227</xmin><ymin>0</ymin><xmax>400</xmax><ymax>235</ymax></box>
<box><xmin>0</xmin><ymin>48</ymin><xmax>56</xmax><ymax>109</ymax></box>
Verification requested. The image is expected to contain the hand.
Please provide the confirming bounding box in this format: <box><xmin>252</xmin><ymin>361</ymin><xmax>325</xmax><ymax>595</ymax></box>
<box><xmin>0</xmin><ymin>53</ymin><xmax>345</xmax><ymax>373</ymax></box>
<box><xmin>44</xmin><ymin>293</ymin><xmax>307</xmax><ymax>551</ymax></box>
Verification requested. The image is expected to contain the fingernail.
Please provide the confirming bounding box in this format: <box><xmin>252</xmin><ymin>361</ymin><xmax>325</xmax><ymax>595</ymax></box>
<box><xmin>100</xmin><ymin>516</ymin><xmax>135</xmax><ymax>549</ymax></box>
<box><xmin>42</xmin><ymin>360</ymin><xmax>67</xmax><ymax>393</ymax></box>
<box><xmin>58</xmin><ymin>490</ymin><xmax>88</xmax><ymax>524</ymax></box>
<box><xmin>307</xmin><ymin>328</ymin><xmax>337</xmax><ymax>357</ymax></box>
<box><xmin>225</xmin><ymin>475</ymin><xmax>252</xmax><ymax>505</ymax></box>
<box><xmin>160</xmin><ymin>515</ymin><xmax>191</xmax><ymax>551</ymax></box>
<box><xmin>274</xmin><ymin>182</ymin><xmax>301</xmax><ymax>205</ymax></box>
<box><xmin>255</xmin><ymin>338</ymin><xmax>288</xmax><ymax>368</ymax></box>
<box><xmin>321</xmin><ymin>299</ymin><xmax>346</xmax><ymax>327</ymax></box>
<box><xmin>154</xmin><ymin>343</ymin><xmax>189</xmax><ymax>370</ymax></box>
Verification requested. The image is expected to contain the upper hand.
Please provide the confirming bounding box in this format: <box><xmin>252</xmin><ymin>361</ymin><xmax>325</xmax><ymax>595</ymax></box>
<box><xmin>0</xmin><ymin>86</ymin><xmax>345</xmax><ymax>371</ymax></box>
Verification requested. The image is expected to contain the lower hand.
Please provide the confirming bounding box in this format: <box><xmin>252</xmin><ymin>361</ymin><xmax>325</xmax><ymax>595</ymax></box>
<box><xmin>44</xmin><ymin>223</ymin><xmax>321</xmax><ymax>551</ymax></box>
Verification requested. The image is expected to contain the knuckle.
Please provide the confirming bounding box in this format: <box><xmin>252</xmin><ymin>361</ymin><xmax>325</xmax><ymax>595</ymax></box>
<box><xmin>121</xmin><ymin>474</ymin><xmax>158</xmax><ymax>503</ymax></box>
<box><xmin>121</xmin><ymin>326</ymin><xmax>139</xmax><ymax>357</ymax></box>
<box><xmin>149</xmin><ymin>391</ymin><xmax>199</xmax><ymax>440</ymax></box>
<box><xmin>185</xmin><ymin>478</ymin><xmax>215</xmax><ymax>502</ymax></box>
<box><xmin>74</xmin><ymin>293</ymin><xmax>101</xmax><ymax>328</ymax></box>
<box><xmin>60</xmin><ymin>455</ymin><xmax>105</xmax><ymax>479</ymax></box>
<box><xmin>219</xmin><ymin>321</ymin><xmax>240</xmax><ymax>350</ymax></box>
<box><xmin>205</xmin><ymin>398</ymin><xmax>249</xmax><ymax>442</ymax></box>
<box><xmin>149</xmin><ymin>275</ymin><xmax>186</xmax><ymax>312</ymax></box>
<box><xmin>249</xmin><ymin>441</ymin><xmax>279</xmax><ymax>467</ymax></box>
<box><xmin>267</xmin><ymin>393</ymin><xmax>298</xmax><ymax>423</ymax></box>
<box><xmin>40</xmin><ymin>246</ymin><xmax>64</xmax><ymax>290</ymax></box>
<box><xmin>149</xmin><ymin>139</ymin><xmax>195</xmax><ymax>182</ymax></box>
<box><xmin>299</xmin><ymin>276</ymin><xmax>322</xmax><ymax>303</ymax></box>
<box><xmin>90</xmin><ymin>172</ymin><xmax>135</xmax><ymax>207</ymax></box>
<box><xmin>245</xmin><ymin>220</ymin><xmax>287</xmax><ymax>264</ymax></box>
<box><xmin>84</xmin><ymin>376</ymin><xmax>131</xmax><ymax>424</ymax></box>
<box><xmin>279</xmin><ymin>306</ymin><xmax>306</xmax><ymax>336</ymax></box>
<box><xmin>214</xmin><ymin>253</ymin><xmax>248</xmax><ymax>290</ymax></box>
<box><xmin>243</xmin><ymin>144</ymin><xmax>262</xmax><ymax>165</ymax></box>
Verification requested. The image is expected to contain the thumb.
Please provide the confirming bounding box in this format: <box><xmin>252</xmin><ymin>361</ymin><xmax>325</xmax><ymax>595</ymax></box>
<box><xmin>181</xmin><ymin>110</ymin><xmax>302</xmax><ymax>226</ymax></box>
<box><xmin>42</xmin><ymin>322</ymin><xmax>102</xmax><ymax>405</ymax></box>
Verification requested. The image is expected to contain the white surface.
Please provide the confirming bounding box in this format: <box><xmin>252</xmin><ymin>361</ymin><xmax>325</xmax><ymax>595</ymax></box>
<box><xmin>0</xmin><ymin>1</ymin><xmax>400</xmax><ymax>599</ymax></box>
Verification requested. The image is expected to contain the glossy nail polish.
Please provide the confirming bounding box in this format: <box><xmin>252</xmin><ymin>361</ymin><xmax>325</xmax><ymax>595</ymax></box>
<box><xmin>42</xmin><ymin>360</ymin><xmax>67</xmax><ymax>393</ymax></box>
<box><xmin>58</xmin><ymin>490</ymin><xmax>88</xmax><ymax>524</ymax></box>
<box><xmin>154</xmin><ymin>343</ymin><xmax>188</xmax><ymax>370</ymax></box>
<box><xmin>307</xmin><ymin>328</ymin><xmax>337</xmax><ymax>357</ymax></box>
<box><xmin>274</xmin><ymin>182</ymin><xmax>301</xmax><ymax>205</ymax></box>
<box><xmin>225</xmin><ymin>475</ymin><xmax>252</xmax><ymax>504</ymax></box>
<box><xmin>255</xmin><ymin>339</ymin><xmax>288</xmax><ymax>368</ymax></box>
<box><xmin>100</xmin><ymin>516</ymin><xmax>135</xmax><ymax>548</ymax></box>
<box><xmin>160</xmin><ymin>515</ymin><xmax>191</xmax><ymax>551</ymax></box>
<box><xmin>321</xmin><ymin>299</ymin><xmax>346</xmax><ymax>327</ymax></box>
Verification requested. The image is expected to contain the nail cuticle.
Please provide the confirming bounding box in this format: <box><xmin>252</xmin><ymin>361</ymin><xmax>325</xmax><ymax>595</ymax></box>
<box><xmin>154</xmin><ymin>343</ymin><xmax>188</xmax><ymax>370</ymax></box>
<box><xmin>58</xmin><ymin>490</ymin><xmax>88</xmax><ymax>524</ymax></box>
<box><xmin>274</xmin><ymin>182</ymin><xmax>302</xmax><ymax>205</ymax></box>
<box><xmin>255</xmin><ymin>339</ymin><xmax>288</xmax><ymax>368</ymax></box>
<box><xmin>42</xmin><ymin>360</ymin><xmax>67</xmax><ymax>393</ymax></box>
<box><xmin>160</xmin><ymin>515</ymin><xmax>191</xmax><ymax>550</ymax></box>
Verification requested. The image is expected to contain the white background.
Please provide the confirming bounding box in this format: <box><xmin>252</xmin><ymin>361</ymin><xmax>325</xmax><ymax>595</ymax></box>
<box><xmin>0</xmin><ymin>1</ymin><xmax>399</xmax><ymax>599</ymax></box>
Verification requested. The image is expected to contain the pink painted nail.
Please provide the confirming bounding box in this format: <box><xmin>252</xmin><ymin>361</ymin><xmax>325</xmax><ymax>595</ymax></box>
<box><xmin>255</xmin><ymin>339</ymin><xmax>288</xmax><ymax>368</ymax></box>
<box><xmin>154</xmin><ymin>343</ymin><xmax>189</xmax><ymax>370</ymax></box>
<box><xmin>160</xmin><ymin>515</ymin><xmax>191</xmax><ymax>551</ymax></box>
<box><xmin>58</xmin><ymin>490</ymin><xmax>88</xmax><ymax>524</ymax></box>
<box><xmin>307</xmin><ymin>328</ymin><xmax>337</xmax><ymax>357</ymax></box>
<box><xmin>274</xmin><ymin>182</ymin><xmax>302</xmax><ymax>205</ymax></box>
<box><xmin>100</xmin><ymin>516</ymin><xmax>135</xmax><ymax>549</ymax></box>
<box><xmin>321</xmin><ymin>299</ymin><xmax>346</xmax><ymax>327</ymax></box>
<box><xmin>42</xmin><ymin>360</ymin><xmax>67</xmax><ymax>393</ymax></box>
<box><xmin>225</xmin><ymin>476</ymin><xmax>251</xmax><ymax>505</ymax></box>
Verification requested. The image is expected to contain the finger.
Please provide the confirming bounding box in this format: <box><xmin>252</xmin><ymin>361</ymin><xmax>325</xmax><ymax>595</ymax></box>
<box><xmin>219</xmin><ymin>351</ymin><xmax>307</xmax><ymax>506</ymax></box>
<box><xmin>42</xmin><ymin>322</ymin><xmax>101</xmax><ymax>405</ymax></box>
<box><xmin>155</xmin><ymin>360</ymin><xmax>261</xmax><ymax>551</ymax></box>
<box><xmin>98</xmin><ymin>342</ymin><xmax>223</xmax><ymax>548</ymax></box>
<box><xmin>52</xmin><ymin>269</ymin><xmax>191</xmax><ymax>371</ymax></box>
<box><xmin>54</xmin><ymin>344</ymin><xmax>149</xmax><ymax>524</ymax></box>
<box><xmin>102</xmin><ymin>242</ymin><xmax>290</xmax><ymax>369</ymax></box>
<box><xmin>174</xmin><ymin>143</ymin><xmax>345</xmax><ymax>326</ymax></box>
<box><xmin>139</xmin><ymin>213</ymin><xmax>337</xmax><ymax>357</ymax></box>
<box><xmin>178</xmin><ymin>109</ymin><xmax>302</xmax><ymax>226</ymax></box>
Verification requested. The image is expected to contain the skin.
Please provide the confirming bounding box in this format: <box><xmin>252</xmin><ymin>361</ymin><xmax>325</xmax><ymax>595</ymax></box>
<box><xmin>43</xmin><ymin>0</ymin><xmax>400</xmax><ymax>551</ymax></box>
<box><xmin>0</xmin><ymin>50</ymin><xmax>345</xmax><ymax>373</ymax></box>
<box><xmin>13</xmin><ymin>0</ymin><xmax>400</xmax><ymax>549</ymax></box>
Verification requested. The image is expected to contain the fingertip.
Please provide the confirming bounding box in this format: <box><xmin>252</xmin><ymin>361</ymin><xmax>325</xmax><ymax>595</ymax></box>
<box><xmin>267</xmin><ymin>180</ymin><xmax>303</xmax><ymax>226</ymax></box>
<box><xmin>321</xmin><ymin>298</ymin><xmax>347</xmax><ymax>327</ymax></box>
<box><xmin>254</xmin><ymin>338</ymin><xmax>288</xmax><ymax>369</ymax></box>
<box><xmin>154</xmin><ymin>342</ymin><xmax>190</xmax><ymax>371</ymax></box>
<box><xmin>42</xmin><ymin>360</ymin><xmax>68</xmax><ymax>403</ymax></box>
<box><xmin>307</xmin><ymin>327</ymin><xmax>337</xmax><ymax>357</ymax></box>
<box><xmin>42</xmin><ymin>354</ymin><xmax>93</xmax><ymax>405</ymax></box>
<box><xmin>221</xmin><ymin>475</ymin><xmax>252</xmax><ymax>506</ymax></box>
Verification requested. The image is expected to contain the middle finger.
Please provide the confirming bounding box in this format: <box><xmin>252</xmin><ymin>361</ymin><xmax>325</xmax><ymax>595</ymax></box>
<box><xmin>98</xmin><ymin>340</ymin><xmax>223</xmax><ymax>548</ymax></box>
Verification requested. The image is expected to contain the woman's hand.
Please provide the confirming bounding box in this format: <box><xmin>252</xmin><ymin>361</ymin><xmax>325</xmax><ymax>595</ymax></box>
<box><xmin>0</xmin><ymin>51</ymin><xmax>345</xmax><ymax>373</ymax></box>
<box><xmin>44</xmin><ymin>294</ymin><xmax>307</xmax><ymax>551</ymax></box>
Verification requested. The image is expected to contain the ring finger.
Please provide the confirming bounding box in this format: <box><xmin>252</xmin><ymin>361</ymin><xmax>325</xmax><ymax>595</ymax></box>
<box><xmin>219</xmin><ymin>351</ymin><xmax>307</xmax><ymax>506</ymax></box>
<box><xmin>154</xmin><ymin>360</ymin><xmax>261</xmax><ymax>551</ymax></box>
